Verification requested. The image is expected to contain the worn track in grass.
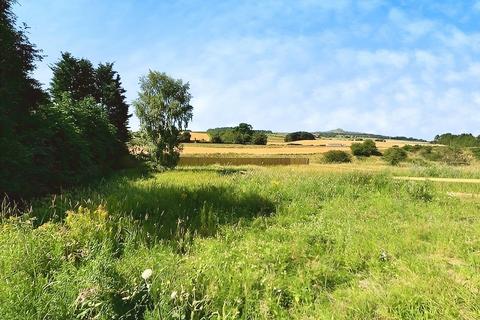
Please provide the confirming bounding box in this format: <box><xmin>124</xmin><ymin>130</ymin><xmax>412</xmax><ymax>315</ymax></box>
<box><xmin>393</xmin><ymin>176</ymin><xmax>480</xmax><ymax>184</ymax></box>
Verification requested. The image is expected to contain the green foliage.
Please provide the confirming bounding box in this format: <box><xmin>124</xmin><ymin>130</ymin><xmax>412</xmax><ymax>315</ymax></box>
<box><xmin>383</xmin><ymin>147</ymin><xmax>408</xmax><ymax>165</ymax></box>
<box><xmin>207</xmin><ymin>123</ymin><xmax>266</xmax><ymax>145</ymax></box>
<box><xmin>404</xmin><ymin>181</ymin><xmax>434</xmax><ymax>201</ymax></box>
<box><xmin>95</xmin><ymin>63</ymin><xmax>131</xmax><ymax>144</ymax></box>
<box><xmin>2</xmin><ymin>167</ymin><xmax>479</xmax><ymax>318</ymax></box>
<box><xmin>419</xmin><ymin>146</ymin><xmax>470</xmax><ymax>166</ymax></box>
<box><xmin>178</xmin><ymin>131</ymin><xmax>191</xmax><ymax>143</ymax></box>
<box><xmin>235</xmin><ymin>123</ymin><xmax>253</xmax><ymax>135</ymax></box>
<box><xmin>133</xmin><ymin>71</ymin><xmax>193</xmax><ymax>168</ymax></box>
<box><xmin>284</xmin><ymin>131</ymin><xmax>315</xmax><ymax>142</ymax></box>
<box><xmin>323</xmin><ymin>150</ymin><xmax>352</xmax><ymax>163</ymax></box>
<box><xmin>210</xmin><ymin>133</ymin><xmax>223</xmax><ymax>144</ymax></box>
<box><xmin>402</xmin><ymin>144</ymin><xmax>424</xmax><ymax>152</ymax></box>
<box><xmin>0</xmin><ymin>0</ymin><xmax>47</xmax><ymax>197</ymax></box>
<box><xmin>1</xmin><ymin>8</ymin><xmax>130</xmax><ymax>199</ymax></box>
<box><xmin>50</xmin><ymin>54</ymin><xmax>131</xmax><ymax>146</ymax></box>
<box><xmin>350</xmin><ymin>139</ymin><xmax>381</xmax><ymax>157</ymax></box>
<box><xmin>252</xmin><ymin>132</ymin><xmax>268</xmax><ymax>145</ymax></box>
<box><xmin>470</xmin><ymin>147</ymin><xmax>480</xmax><ymax>160</ymax></box>
<box><xmin>434</xmin><ymin>133</ymin><xmax>480</xmax><ymax>147</ymax></box>
<box><xmin>50</xmin><ymin>52</ymin><xmax>96</xmax><ymax>102</ymax></box>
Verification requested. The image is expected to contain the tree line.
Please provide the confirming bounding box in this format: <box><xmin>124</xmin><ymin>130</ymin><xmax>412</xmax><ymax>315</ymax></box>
<box><xmin>1</xmin><ymin>0</ymin><xmax>130</xmax><ymax>199</ymax></box>
<box><xmin>207</xmin><ymin>123</ymin><xmax>269</xmax><ymax>145</ymax></box>
<box><xmin>434</xmin><ymin>133</ymin><xmax>480</xmax><ymax>148</ymax></box>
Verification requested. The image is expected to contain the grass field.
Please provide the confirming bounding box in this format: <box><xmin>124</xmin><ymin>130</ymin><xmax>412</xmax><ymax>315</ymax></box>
<box><xmin>2</xmin><ymin>163</ymin><xmax>480</xmax><ymax>319</ymax></box>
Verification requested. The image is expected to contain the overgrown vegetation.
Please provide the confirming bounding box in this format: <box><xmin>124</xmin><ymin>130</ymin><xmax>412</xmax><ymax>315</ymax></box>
<box><xmin>403</xmin><ymin>145</ymin><xmax>470</xmax><ymax>166</ymax></box>
<box><xmin>2</xmin><ymin>166</ymin><xmax>480</xmax><ymax>319</ymax></box>
<box><xmin>350</xmin><ymin>139</ymin><xmax>381</xmax><ymax>157</ymax></box>
<box><xmin>0</xmin><ymin>1</ymin><xmax>130</xmax><ymax>199</ymax></box>
<box><xmin>322</xmin><ymin>150</ymin><xmax>352</xmax><ymax>163</ymax></box>
<box><xmin>383</xmin><ymin>147</ymin><xmax>408</xmax><ymax>165</ymax></box>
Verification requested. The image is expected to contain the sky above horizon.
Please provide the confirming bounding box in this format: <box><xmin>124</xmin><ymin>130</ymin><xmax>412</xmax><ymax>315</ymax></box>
<box><xmin>14</xmin><ymin>0</ymin><xmax>480</xmax><ymax>139</ymax></box>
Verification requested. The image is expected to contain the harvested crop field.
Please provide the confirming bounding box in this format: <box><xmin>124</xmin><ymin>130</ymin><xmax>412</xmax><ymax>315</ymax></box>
<box><xmin>182</xmin><ymin>133</ymin><xmax>430</xmax><ymax>156</ymax></box>
<box><xmin>189</xmin><ymin>131</ymin><xmax>210</xmax><ymax>142</ymax></box>
<box><xmin>179</xmin><ymin>156</ymin><xmax>309</xmax><ymax>166</ymax></box>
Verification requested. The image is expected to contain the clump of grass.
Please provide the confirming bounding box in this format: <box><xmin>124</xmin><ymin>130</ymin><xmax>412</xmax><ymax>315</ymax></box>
<box><xmin>322</xmin><ymin>150</ymin><xmax>352</xmax><ymax>163</ymax></box>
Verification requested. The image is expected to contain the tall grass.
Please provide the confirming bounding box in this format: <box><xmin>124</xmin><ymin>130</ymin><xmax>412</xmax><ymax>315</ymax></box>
<box><xmin>1</xmin><ymin>165</ymin><xmax>479</xmax><ymax>319</ymax></box>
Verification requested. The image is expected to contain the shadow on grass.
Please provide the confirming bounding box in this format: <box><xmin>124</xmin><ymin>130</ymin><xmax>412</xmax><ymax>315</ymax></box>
<box><xmin>31</xmin><ymin>164</ymin><xmax>274</xmax><ymax>246</ymax></box>
<box><xmin>106</xmin><ymin>182</ymin><xmax>274</xmax><ymax>243</ymax></box>
<box><xmin>176</xmin><ymin>166</ymin><xmax>249</xmax><ymax>176</ymax></box>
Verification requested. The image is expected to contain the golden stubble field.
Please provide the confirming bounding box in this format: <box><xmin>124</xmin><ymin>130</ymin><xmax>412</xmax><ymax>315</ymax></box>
<box><xmin>184</xmin><ymin>132</ymin><xmax>429</xmax><ymax>155</ymax></box>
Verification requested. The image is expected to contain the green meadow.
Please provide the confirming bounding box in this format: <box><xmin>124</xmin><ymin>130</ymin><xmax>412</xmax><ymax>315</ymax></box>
<box><xmin>2</xmin><ymin>164</ymin><xmax>480</xmax><ymax>319</ymax></box>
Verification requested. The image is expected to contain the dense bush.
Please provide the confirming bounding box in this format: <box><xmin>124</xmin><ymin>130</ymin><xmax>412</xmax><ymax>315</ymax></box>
<box><xmin>284</xmin><ymin>131</ymin><xmax>315</xmax><ymax>142</ymax></box>
<box><xmin>0</xmin><ymin>2</ymin><xmax>130</xmax><ymax>199</ymax></box>
<box><xmin>470</xmin><ymin>147</ymin><xmax>480</xmax><ymax>160</ymax></box>
<box><xmin>439</xmin><ymin>148</ymin><xmax>470</xmax><ymax>166</ymax></box>
<box><xmin>207</xmin><ymin>123</ymin><xmax>267</xmax><ymax>145</ymax></box>
<box><xmin>383</xmin><ymin>147</ymin><xmax>408</xmax><ymax>165</ymax></box>
<box><xmin>323</xmin><ymin>150</ymin><xmax>352</xmax><ymax>163</ymax></box>
<box><xmin>178</xmin><ymin>131</ymin><xmax>191</xmax><ymax>143</ymax></box>
<box><xmin>210</xmin><ymin>134</ymin><xmax>223</xmax><ymax>144</ymax></box>
<box><xmin>420</xmin><ymin>146</ymin><xmax>470</xmax><ymax>165</ymax></box>
<box><xmin>252</xmin><ymin>132</ymin><xmax>268</xmax><ymax>145</ymax></box>
<box><xmin>402</xmin><ymin>144</ymin><xmax>424</xmax><ymax>152</ymax></box>
<box><xmin>350</xmin><ymin>139</ymin><xmax>381</xmax><ymax>157</ymax></box>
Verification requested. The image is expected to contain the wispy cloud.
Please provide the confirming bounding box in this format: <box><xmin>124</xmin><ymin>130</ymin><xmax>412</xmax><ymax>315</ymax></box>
<box><xmin>14</xmin><ymin>0</ymin><xmax>480</xmax><ymax>138</ymax></box>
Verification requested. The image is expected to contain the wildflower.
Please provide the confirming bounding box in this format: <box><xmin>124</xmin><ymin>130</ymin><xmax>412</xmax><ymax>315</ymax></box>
<box><xmin>141</xmin><ymin>268</ymin><xmax>153</xmax><ymax>280</ymax></box>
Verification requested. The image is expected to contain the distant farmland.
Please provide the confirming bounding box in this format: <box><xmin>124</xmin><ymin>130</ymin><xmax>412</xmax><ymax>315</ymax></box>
<box><xmin>182</xmin><ymin>132</ymin><xmax>430</xmax><ymax>155</ymax></box>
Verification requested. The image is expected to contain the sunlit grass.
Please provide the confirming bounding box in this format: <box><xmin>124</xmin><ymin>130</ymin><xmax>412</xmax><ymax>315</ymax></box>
<box><xmin>1</xmin><ymin>165</ymin><xmax>480</xmax><ymax>319</ymax></box>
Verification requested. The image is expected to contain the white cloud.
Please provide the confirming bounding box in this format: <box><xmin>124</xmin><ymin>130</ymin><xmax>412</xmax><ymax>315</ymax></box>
<box><xmin>16</xmin><ymin>0</ymin><xmax>480</xmax><ymax>138</ymax></box>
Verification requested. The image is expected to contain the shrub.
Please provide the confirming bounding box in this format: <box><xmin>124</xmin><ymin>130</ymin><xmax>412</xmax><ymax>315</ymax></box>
<box><xmin>284</xmin><ymin>131</ymin><xmax>315</xmax><ymax>142</ymax></box>
<box><xmin>383</xmin><ymin>147</ymin><xmax>408</xmax><ymax>165</ymax></box>
<box><xmin>1</xmin><ymin>94</ymin><xmax>121</xmax><ymax>198</ymax></box>
<box><xmin>402</xmin><ymin>144</ymin><xmax>423</xmax><ymax>152</ymax></box>
<box><xmin>440</xmin><ymin>147</ymin><xmax>470</xmax><ymax>166</ymax></box>
<box><xmin>210</xmin><ymin>134</ymin><xmax>223</xmax><ymax>144</ymax></box>
<box><xmin>323</xmin><ymin>150</ymin><xmax>352</xmax><ymax>163</ymax></box>
<box><xmin>178</xmin><ymin>131</ymin><xmax>191</xmax><ymax>143</ymax></box>
<box><xmin>470</xmin><ymin>148</ymin><xmax>480</xmax><ymax>160</ymax></box>
<box><xmin>350</xmin><ymin>139</ymin><xmax>380</xmax><ymax>157</ymax></box>
<box><xmin>420</xmin><ymin>146</ymin><xmax>470</xmax><ymax>165</ymax></box>
<box><xmin>252</xmin><ymin>132</ymin><xmax>268</xmax><ymax>145</ymax></box>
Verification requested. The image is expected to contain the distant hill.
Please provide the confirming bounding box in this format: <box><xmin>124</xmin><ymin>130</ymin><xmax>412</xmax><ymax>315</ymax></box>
<box><xmin>313</xmin><ymin>128</ymin><xmax>427</xmax><ymax>142</ymax></box>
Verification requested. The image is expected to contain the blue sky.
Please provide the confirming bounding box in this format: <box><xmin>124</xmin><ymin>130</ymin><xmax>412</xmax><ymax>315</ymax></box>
<box><xmin>14</xmin><ymin>0</ymin><xmax>480</xmax><ymax>139</ymax></box>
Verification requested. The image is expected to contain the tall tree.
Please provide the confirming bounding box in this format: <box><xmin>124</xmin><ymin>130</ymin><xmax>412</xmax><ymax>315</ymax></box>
<box><xmin>50</xmin><ymin>52</ymin><xmax>96</xmax><ymax>102</ymax></box>
<box><xmin>0</xmin><ymin>0</ymin><xmax>46</xmax><ymax>119</ymax></box>
<box><xmin>95</xmin><ymin>63</ymin><xmax>131</xmax><ymax>144</ymax></box>
<box><xmin>133</xmin><ymin>71</ymin><xmax>193</xmax><ymax>168</ymax></box>
<box><xmin>0</xmin><ymin>0</ymin><xmax>47</xmax><ymax>197</ymax></box>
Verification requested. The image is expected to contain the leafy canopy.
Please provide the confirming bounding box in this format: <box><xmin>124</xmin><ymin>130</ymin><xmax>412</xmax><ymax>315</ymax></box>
<box><xmin>133</xmin><ymin>71</ymin><xmax>193</xmax><ymax>168</ymax></box>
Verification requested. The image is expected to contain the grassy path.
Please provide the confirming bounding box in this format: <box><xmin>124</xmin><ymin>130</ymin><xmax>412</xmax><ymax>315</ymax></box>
<box><xmin>393</xmin><ymin>176</ymin><xmax>480</xmax><ymax>184</ymax></box>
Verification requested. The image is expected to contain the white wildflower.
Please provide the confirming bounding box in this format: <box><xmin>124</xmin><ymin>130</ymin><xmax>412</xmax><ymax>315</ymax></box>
<box><xmin>141</xmin><ymin>268</ymin><xmax>153</xmax><ymax>280</ymax></box>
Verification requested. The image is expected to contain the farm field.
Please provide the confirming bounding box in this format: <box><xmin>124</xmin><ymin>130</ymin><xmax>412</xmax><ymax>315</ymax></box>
<box><xmin>2</xmin><ymin>163</ymin><xmax>480</xmax><ymax>319</ymax></box>
<box><xmin>182</xmin><ymin>132</ymin><xmax>430</xmax><ymax>156</ymax></box>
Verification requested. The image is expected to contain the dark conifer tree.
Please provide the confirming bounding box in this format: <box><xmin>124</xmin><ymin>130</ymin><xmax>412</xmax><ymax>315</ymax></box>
<box><xmin>50</xmin><ymin>52</ymin><xmax>96</xmax><ymax>102</ymax></box>
<box><xmin>95</xmin><ymin>63</ymin><xmax>131</xmax><ymax>144</ymax></box>
<box><xmin>0</xmin><ymin>0</ymin><xmax>47</xmax><ymax>197</ymax></box>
